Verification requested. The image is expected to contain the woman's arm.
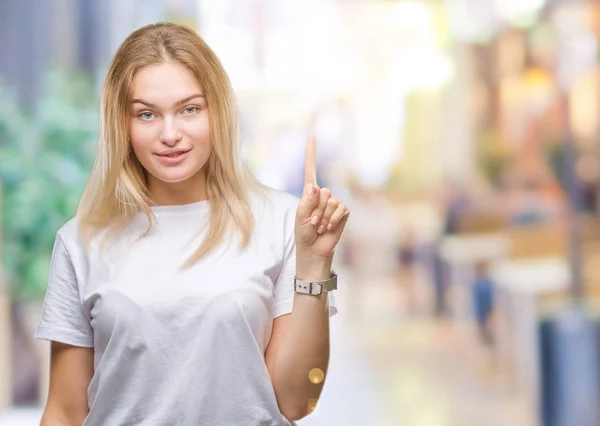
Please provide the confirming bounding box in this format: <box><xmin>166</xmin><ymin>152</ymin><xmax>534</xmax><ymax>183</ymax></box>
<box><xmin>266</xmin><ymin>137</ymin><xmax>349</xmax><ymax>421</ymax></box>
<box><xmin>265</xmin><ymin>257</ymin><xmax>332</xmax><ymax>421</ymax></box>
<box><xmin>40</xmin><ymin>342</ymin><xmax>94</xmax><ymax>426</ymax></box>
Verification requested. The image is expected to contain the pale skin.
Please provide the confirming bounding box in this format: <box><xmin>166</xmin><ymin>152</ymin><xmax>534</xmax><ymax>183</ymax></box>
<box><xmin>265</xmin><ymin>136</ymin><xmax>350</xmax><ymax>420</ymax></box>
<box><xmin>40</xmin><ymin>62</ymin><xmax>349</xmax><ymax>424</ymax></box>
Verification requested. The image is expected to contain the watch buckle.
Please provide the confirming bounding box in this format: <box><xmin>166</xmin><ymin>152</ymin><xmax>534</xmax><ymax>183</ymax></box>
<box><xmin>294</xmin><ymin>280</ymin><xmax>322</xmax><ymax>295</ymax></box>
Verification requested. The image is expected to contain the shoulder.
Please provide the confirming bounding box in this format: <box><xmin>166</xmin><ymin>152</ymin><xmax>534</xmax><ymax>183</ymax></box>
<box><xmin>56</xmin><ymin>216</ymin><xmax>83</xmax><ymax>249</ymax></box>
<box><xmin>248</xmin><ymin>187</ymin><xmax>299</xmax><ymax>238</ymax></box>
<box><xmin>46</xmin><ymin>217</ymin><xmax>87</xmax><ymax>275</ymax></box>
<box><xmin>266</xmin><ymin>187</ymin><xmax>300</xmax><ymax>212</ymax></box>
<box><xmin>250</xmin><ymin>186</ymin><xmax>299</xmax><ymax>220</ymax></box>
<box><xmin>55</xmin><ymin>216</ymin><xmax>100</xmax><ymax>260</ymax></box>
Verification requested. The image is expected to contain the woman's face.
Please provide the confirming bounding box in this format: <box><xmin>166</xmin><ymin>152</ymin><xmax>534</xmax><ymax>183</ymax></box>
<box><xmin>129</xmin><ymin>62</ymin><xmax>211</xmax><ymax>193</ymax></box>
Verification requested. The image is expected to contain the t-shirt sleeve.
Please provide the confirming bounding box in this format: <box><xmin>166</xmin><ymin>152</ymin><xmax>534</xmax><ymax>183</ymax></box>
<box><xmin>34</xmin><ymin>234</ymin><xmax>94</xmax><ymax>347</ymax></box>
<box><xmin>273</xmin><ymin>198</ymin><xmax>338</xmax><ymax>319</ymax></box>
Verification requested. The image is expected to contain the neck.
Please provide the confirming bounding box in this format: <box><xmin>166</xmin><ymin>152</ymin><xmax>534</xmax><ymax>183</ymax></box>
<box><xmin>148</xmin><ymin>171</ymin><xmax>208</xmax><ymax>206</ymax></box>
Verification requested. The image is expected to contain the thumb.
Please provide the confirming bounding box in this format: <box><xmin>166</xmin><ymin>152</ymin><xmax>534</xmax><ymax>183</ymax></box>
<box><xmin>297</xmin><ymin>183</ymin><xmax>320</xmax><ymax>219</ymax></box>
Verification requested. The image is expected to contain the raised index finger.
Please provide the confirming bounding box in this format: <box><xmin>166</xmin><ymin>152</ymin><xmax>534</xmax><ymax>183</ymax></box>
<box><xmin>304</xmin><ymin>136</ymin><xmax>317</xmax><ymax>186</ymax></box>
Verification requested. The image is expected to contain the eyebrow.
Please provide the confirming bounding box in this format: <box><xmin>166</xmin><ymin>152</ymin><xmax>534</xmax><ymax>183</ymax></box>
<box><xmin>131</xmin><ymin>93</ymin><xmax>205</xmax><ymax>108</ymax></box>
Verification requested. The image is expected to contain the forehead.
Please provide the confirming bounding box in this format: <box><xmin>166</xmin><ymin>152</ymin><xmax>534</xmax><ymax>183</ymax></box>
<box><xmin>130</xmin><ymin>62</ymin><xmax>203</xmax><ymax>103</ymax></box>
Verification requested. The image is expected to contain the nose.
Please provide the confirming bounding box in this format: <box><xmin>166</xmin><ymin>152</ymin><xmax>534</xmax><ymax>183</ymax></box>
<box><xmin>159</xmin><ymin>116</ymin><xmax>182</xmax><ymax>146</ymax></box>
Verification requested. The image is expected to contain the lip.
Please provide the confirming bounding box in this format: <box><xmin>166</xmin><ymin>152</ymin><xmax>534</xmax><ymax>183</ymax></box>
<box><xmin>155</xmin><ymin>148</ymin><xmax>191</xmax><ymax>166</ymax></box>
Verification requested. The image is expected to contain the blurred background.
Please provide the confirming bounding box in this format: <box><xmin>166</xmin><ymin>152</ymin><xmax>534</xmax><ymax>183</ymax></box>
<box><xmin>2</xmin><ymin>0</ymin><xmax>600</xmax><ymax>425</ymax></box>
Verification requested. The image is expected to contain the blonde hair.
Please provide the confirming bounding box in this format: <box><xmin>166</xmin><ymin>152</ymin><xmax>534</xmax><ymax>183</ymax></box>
<box><xmin>77</xmin><ymin>22</ymin><xmax>266</xmax><ymax>265</ymax></box>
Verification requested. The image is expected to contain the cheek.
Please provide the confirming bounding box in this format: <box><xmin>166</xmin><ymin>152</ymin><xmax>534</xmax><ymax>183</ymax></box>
<box><xmin>129</xmin><ymin>123</ymin><xmax>156</xmax><ymax>155</ymax></box>
<box><xmin>185</xmin><ymin>116</ymin><xmax>212</xmax><ymax>155</ymax></box>
<box><xmin>186</xmin><ymin>115</ymin><xmax>211</xmax><ymax>141</ymax></box>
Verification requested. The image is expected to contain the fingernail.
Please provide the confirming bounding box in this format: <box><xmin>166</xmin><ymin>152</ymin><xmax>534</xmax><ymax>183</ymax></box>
<box><xmin>327</xmin><ymin>223</ymin><xmax>333</xmax><ymax>230</ymax></box>
<box><xmin>318</xmin><ymin>224</ymin><xmax>325</xmax><ymax>234</ymax></box>
<box><xmin>311</xmin><ymin>215</ymin><xmax>320</xmax><ymax>225</ymax></box>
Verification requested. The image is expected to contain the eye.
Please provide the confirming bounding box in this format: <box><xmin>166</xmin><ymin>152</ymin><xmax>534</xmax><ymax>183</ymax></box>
<box><xmin>138</xmin><ymin>111</ymin><xmax>155</xmax><ymax>121</ymax></box>
<box><xmin>183</xmin><ymin>106</ymin><xmax>199</xmax><ymax>115</ymax></box>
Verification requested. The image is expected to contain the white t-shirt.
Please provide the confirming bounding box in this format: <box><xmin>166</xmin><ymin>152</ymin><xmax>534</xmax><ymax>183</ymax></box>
<box><xmin>35</xmin><ymin>188</ymin><xmax>337</xmax><ymax>426</ymax></box>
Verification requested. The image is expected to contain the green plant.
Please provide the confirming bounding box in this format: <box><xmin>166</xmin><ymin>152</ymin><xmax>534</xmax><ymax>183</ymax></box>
<box><xmin>1</xmin><ymin>70</ymin><xmax>98</xmax><ymax>301</ymax></box>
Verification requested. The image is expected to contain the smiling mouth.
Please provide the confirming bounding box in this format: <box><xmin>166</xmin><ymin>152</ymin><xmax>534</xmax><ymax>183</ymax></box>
<box><xmin>157</xmin><ymin>149</ymin><xmax>190</xmax><ymax>158</ymax></box>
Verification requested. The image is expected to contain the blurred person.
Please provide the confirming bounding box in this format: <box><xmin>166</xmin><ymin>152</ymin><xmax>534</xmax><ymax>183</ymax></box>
<box><xmin>442</xmin><ymin>181</ymin><xmax>470</xmax><ymax>235</ymax></box>
<box><xmin>429</xmin><ymin>182</ymin><xmax>470</xmax><ymax>318</ymax></box>
<box><xmin>470</xmin><ymin>261</ymin><xmax>495</xmax><ymax>347</ymax></box>
<box><xmin>430</xmin><ymin>241</ymin><xmax>448</xmax><ymax>318</ymax></box>
<box><xmin>396</xmin><ymin>228</ymin><xmax>419</xmax><ymax>314</ymax></box>
<box><xmin>397</xmin><ymin>229</ymin><xmax>418</xmax><ymax>272</ymax></box>
<box><xmin>34</xmin><ymin>23</ymin><xmax>349</xmax><ymax>426</ymax></box>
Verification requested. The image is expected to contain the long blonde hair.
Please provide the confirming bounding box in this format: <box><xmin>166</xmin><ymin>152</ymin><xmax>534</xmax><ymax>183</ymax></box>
<box><xmin>78</xmin><ymin>22</ymin><xmax>266</xmax><ymax>264</ymax></box>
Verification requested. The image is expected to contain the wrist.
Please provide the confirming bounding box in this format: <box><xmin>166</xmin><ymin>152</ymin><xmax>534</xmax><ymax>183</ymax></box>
<box><xmin>295</xmin><ymin>253</ymin><xmax>333</xmax><ymax>281</ymax></box>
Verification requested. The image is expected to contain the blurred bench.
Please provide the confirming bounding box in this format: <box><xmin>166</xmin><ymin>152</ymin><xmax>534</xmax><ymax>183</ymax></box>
<box><xmin>456</xmin><ymin>212</ymin><xmax>505</xmax><ymax>235</ymax></box>
<box><xmin>505</xmin><ymin>225</ymin><xmax>567</xmax><ymax>260</ymax></box>
<box><xmin>491</xmin><ymin>257</ymin><xmax>569</xmax><ymax>426</ymax></box>
<box><xmin>490</xmin><ymin>222</ymin><xmax>600</xmax><ymax>426</ymax></box>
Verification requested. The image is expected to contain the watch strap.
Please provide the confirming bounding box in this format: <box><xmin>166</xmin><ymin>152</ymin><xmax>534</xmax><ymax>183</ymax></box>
<box><xmin>294</xmin><ymin>272</ymin><xmax>337</xmax><ymax>295</ymax></box>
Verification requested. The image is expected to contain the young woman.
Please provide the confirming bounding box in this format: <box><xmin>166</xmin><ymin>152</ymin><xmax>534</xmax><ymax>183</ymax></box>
<box><xmin>35</xmin><ymin>22</ymin><xmax>348</xmax><ymax>426</ymax></box>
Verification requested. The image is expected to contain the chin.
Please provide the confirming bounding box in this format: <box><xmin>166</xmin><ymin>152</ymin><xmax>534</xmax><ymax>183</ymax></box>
<box><xmin>156</xmin><ymin>172</ymin><xmax>198</xmax><ymax>184</ymax></box>
<box><xmin>144</xmin><ymin>156</ymin><xmax>207</xmax><ymax>185</ymax></box>
<box><xmin>145</xmin><ymin>165</ymin><xmax>193</xmax><ymax>183</ymax></box>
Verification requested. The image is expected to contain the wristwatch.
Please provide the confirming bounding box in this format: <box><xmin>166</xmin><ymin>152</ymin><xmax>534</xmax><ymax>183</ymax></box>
<box><xmin>294</xmin><ymin>272</ymin><xmax>337</xmax><ymax>296</ymax></box>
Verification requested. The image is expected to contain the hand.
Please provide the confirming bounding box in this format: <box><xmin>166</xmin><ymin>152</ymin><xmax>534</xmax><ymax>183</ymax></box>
<box><xmin>295</xmin><ymin>136</ymin><xmax>350</xmax><ymax>261</ymax></box>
